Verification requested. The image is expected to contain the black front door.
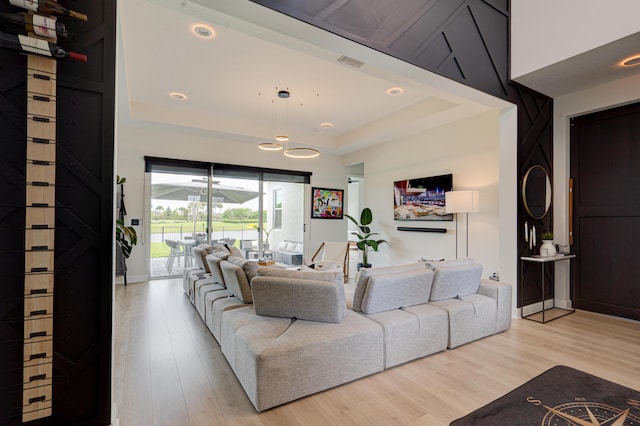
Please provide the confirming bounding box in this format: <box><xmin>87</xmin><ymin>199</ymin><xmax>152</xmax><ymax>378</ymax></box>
<box><xmin>570</xmin><ymin>102</ymin><xmax>640</xmax><ymax>321</ymax></box>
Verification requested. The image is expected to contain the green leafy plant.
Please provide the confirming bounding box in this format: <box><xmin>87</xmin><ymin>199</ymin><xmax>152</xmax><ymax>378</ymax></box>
<box><xmin>541</xmin><ymin>231</ymin><xmax>553</xmax><ymax>240</ymax></box>
<box><xmin>116</xmin><ymin>175</ymin><xmax>138</xmax><ymax>259</ymax></box>
<box><xmin>345</xmin><ymin>207</ymin><xmax>388</xmax><ymax>266</ymax></box>
<box><xmin>116</xmin><ymin>219</ymin><xmax>138</xmax><ymax>258</ymax></box>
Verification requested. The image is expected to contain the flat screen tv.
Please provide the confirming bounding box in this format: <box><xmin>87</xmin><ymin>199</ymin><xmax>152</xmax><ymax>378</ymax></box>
<box><xmin>393</xmin><ymin>174</ymin><xmax>453</xmax><ymax>221</ymax></box>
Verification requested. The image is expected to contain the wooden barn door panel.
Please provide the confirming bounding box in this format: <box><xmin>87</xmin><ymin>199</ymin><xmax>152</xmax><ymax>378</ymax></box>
<box><xmin>571</xmin><ymin>102</ymin><xmax>640</xmax><ymax>320</ymax></box>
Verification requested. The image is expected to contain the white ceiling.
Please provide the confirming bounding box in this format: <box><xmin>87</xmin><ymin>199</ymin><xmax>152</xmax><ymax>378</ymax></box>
<box><xmin>513</xmin><ymin>31</ymin><xmax>640</xmax><ymax>98</ymax></box>
<box><xmin>119</xmin><ymin>0</ymin><xmax>640</xmax><ymax>155</ymax></box>
<box><xmin>117</xmin><ymin>0</ymin><xmax>502</xmax><ymax>156</ymax></box>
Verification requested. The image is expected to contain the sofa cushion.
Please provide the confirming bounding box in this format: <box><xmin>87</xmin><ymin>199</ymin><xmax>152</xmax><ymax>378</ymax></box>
<box><xmin>251</xmin><ymin>276</ymin><xmax>347</xmax><ymax>323</ymax></box>
<box><xmin>430</xmin><ymin>293</ymin><xmax>497</xmax><ymax>348</ymax></box>
<box><xmin>209</xmin><ymin>243</ymin><xmax>231</xmax><ymax>254</ymax></box>
<box><xmin>204</xmin><ymin>290</ymin><xmax>248</xmax><ymax>343</ymax></box>
<box><xmin>191</xmin><ymin>246</ymin><xmax>209</xmax><ymax>272</ymax></box>
<box><xmin>258</xmin><ymin>266</ymin><xmax>346</xmax><ymax>306</ymax></box>
<box><xmin>229</xmin><ymin>246</ymin><xmax>244</xmax><ymax>258</ymax></box>
<box><xmin>205</xmin><ymin>254</ymin><xmax>226</xmax><ymax>286</ymax></box>
<box><xmin>221</xmin><ymin>260</ymin><xmax>253</xmax><ymax>303</ymax></box>
<box><xmin>257</xmin><ymin>267</ymin><xmax>343</xmax><ymax>286</ymax></box>
<box><xmin>352</xmin><ymin>263</ymin><xmax>426</xmax><ymax>312</ymax></box>
<box><xmin>423</xmin><ymin>257</ymin><xmax>476</xmax><ymax>269</ymax></box>
<box><xmin>220</xmin><ymin>307</ymin><xmax>384</xmax><ymax>411</ymax></box>
<box><xmin>360</xmin><ymin>269</ymin><xmax>434</xmax><ymax>314</ymax></box>
<box><xmin>227</xmin><ymin>256</ymin><xmax>260</xmax><ymax>282</ymax></box>
<box><xmin>429</xmin><ymin>263</ymin><xmax>483</xmax><ymax>302</ymax></box>
<box><xmin>363</xmin><ymin>303</ymin><xmax>448</xmax><ymax>368</ymax></box>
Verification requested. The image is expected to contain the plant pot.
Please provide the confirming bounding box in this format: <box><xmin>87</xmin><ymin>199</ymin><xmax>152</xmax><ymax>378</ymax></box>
<box><xmin>540</xmin><ymin>239</ymin><xmax>556</xmax><ymax>257</ymax></box>
<box><xmin>357</xmin><ymin>262</ymin><xmax>371</xmax><ymax>270</ymax></box>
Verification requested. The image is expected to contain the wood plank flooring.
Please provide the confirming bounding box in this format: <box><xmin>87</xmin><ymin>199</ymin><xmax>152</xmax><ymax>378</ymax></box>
<box><xmin>113</xmin><ymin>278</ymin><xmax>640</xmax><ymax>426</ymax></box>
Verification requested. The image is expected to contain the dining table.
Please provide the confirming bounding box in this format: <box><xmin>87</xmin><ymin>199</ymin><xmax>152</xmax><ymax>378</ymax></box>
<box><xmin>177</xmin><ymin>239</ymin><xmax>196</xmax><ymax>268</ymax></box>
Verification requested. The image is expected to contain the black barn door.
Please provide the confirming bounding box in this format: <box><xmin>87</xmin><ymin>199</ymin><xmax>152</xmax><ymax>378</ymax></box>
<box><xmin>570</xmin><ymin>102</ymin><xmax>640</xmax><ymax>321</ymax></box>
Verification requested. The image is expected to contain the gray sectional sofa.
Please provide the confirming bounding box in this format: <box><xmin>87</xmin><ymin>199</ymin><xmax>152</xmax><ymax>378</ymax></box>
<box><xmin>183</xmin><ymin>246</ymin><xmax>512</xmax><ymax>412</ymax></box>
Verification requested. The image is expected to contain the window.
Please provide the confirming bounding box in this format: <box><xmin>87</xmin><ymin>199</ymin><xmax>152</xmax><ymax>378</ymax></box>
<box><xmin>274</xmin><ymin>189</ymin><xmax>283</xmax><ymax>229</ymax></box>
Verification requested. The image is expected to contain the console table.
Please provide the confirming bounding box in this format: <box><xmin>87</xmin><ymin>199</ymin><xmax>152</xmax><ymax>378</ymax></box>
<box><xmin>520</xmin><ymin>254</ymin><xmax>576</xmax><ymax>323</ymax></box>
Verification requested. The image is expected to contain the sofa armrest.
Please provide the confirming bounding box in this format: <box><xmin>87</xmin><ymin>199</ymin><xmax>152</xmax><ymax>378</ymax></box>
<box><xmin>251</xmin><ymin>276</ymin><xmax>347</xmax><ymax>323</ymax></box>
<box><xmin>478</xmin><ymin>279</ymin><xmax>512</xmax><ymax>332</ymax></box>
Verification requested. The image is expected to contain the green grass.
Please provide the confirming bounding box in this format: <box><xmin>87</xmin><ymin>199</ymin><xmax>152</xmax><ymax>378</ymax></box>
<box><xmin>149</xmin><ymin>220</ymin><xmax>258</xmax><ymax>258</ymax></box>
<box><xmin>149</xmin><ymin>220</ymin><xmax>257</xmax><ymax>234</ymax></box>
<box><xmin>151</xmin><ymin>242</ymin><xmax>171</xmax><ymax>258</ymax></box>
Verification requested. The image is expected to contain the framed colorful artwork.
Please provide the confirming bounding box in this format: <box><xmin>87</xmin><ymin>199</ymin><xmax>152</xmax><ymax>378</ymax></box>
<box><xmin>311</xmin><ymin>187</ymin><xmax>344</xmax><ymax>219</ymax></box>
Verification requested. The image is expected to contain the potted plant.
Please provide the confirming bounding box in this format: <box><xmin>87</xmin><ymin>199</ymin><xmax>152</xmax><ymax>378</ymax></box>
<box><xmin>540</xmin><ymin>231</ymin><xmax>553</xmax><ymax>241</ymax></box>
<box><xmin>116</xmin><ymin>219</ymin><xmax>138</xmax><ymax>259</ymax></box>
<box><xmin>116</xmin><ymin>175</ymin><xmax>137</xmax><ymax>284</ymax></box>
<box><xmin>539</xmin><ymin>231</ymin><xmax>556</xmax><ymax>257</ymax></box>
<box><xmin>345</xmin><ymin>207</ymin><xmax>388</xmax><ymax>269</ymax></box>
<box><xmin>249</xmin><ymin>224</ymin><xmax>272</xmax><ymax>250</ymax></box>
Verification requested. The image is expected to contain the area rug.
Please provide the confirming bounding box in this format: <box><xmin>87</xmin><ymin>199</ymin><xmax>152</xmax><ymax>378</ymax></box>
<box><xmin>451</xmin><ymin>365</ymin><xmax>640</xmax><ymax>425</ymax></box>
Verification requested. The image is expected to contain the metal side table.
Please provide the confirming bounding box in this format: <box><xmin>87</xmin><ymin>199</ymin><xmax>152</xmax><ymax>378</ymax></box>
<box><xmin>520</xmin><ymin>254</ymin><xmax>576</xmax><ymax>323</ymax></box>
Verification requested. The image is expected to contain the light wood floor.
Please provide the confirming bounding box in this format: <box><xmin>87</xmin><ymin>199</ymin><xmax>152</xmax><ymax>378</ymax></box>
<box><xmin>113</xmin><ymin>278</ymin><xmax>640</xmax><ymax>426</ymax></box>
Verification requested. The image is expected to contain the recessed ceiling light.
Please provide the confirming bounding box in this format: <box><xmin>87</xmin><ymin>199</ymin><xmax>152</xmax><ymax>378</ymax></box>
<box><xmin>169</xmin><ymin>92</ymin><xmax>187</xmax><ymax>100</ymax></box>
<box><xmin>320</xmin><ymin>122</ymin><xmax>333</xmax><ymax>128</ymax></box>
<box><xmin>386</xmin><ymin>87</ymin><xmax>404</xmax><ymax>96</ymax></box>
<box><xmin>192</xmin><ymin>24</ymin><xmax>214</xmax><ymax>39</ymax></box>
<box><xmin>621</xmin><ymin>55</ymin><xmax>640</xmax><ymax>67</ymax></box>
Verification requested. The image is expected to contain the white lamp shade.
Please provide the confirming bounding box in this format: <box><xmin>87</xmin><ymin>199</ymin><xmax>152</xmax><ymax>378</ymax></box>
<box><xmin>445</xmin><ymin>190</ymin><xmax>480</xmax><ymax>213</ymax></box>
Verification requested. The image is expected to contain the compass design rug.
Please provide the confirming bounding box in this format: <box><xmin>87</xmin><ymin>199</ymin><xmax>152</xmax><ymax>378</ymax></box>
<box><xmin>450</xmin><ymin>365</ymin><xmax>640</xmax><ymax>425</ymax></box>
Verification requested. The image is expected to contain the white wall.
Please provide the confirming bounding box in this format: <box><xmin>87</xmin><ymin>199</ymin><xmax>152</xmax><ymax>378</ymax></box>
<box><xmin>343</xmin><ymin>110</ymin><xmax>503</xmax><ymax>278</ymax></box>
<box><xmin>511</xmin><ymin>0</ymin><xmax>640</xmax><ymax>79</ymax></box>
<box><xmin>552</xmin><ymin>73</ymin><xmax>640</xmax><ymax>305</ymax></box>
<box><xmin>116</xmin><ymin>123</ymin><xmax>347</xmax><ymax>283</ymax></box>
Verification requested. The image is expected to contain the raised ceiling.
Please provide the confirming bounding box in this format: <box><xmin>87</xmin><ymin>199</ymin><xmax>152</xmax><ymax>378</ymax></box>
<box><xmin>118</xmin><ymin>0</ymin><xmax>504</xmax><ymax>155</ymax></box>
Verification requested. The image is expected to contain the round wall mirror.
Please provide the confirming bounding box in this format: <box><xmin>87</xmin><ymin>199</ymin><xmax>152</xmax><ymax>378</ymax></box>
<box><xmin>522</xmin><ymin>165</ymin><xmax>551</xmax><ymax>219</ymax></box>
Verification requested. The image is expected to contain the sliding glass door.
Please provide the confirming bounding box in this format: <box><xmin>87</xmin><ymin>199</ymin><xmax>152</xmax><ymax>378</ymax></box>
<box><xmin>146</xmin><ymin>157</ymin><xmax>309</xmax><ymax>278</ymax></box>
<box><xmin>149</xmin><ymin>171</ymin><xmax>210</xmax><ymax>278</ymax></box>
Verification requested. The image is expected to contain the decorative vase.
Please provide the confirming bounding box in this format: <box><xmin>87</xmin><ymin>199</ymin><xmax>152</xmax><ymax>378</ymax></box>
<box><xmin>540</xmin><ymin>239</ymin><xmax>556</xmax><ymax>257</ymax></box>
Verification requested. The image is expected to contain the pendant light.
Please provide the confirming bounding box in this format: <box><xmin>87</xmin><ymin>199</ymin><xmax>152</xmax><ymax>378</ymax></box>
<box><xmin>258</xmin><ymin>92</ymin><xmax>283</xmax><ymax>151</ymax></box>
<box><xmin>256</xmin><ymin>87</ymin><xmax>320</xmax><ymax>158</ymax></box>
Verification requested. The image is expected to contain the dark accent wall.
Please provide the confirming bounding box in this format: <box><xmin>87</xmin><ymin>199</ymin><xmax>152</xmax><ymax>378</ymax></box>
<box><xmin>251</xmin><ymin>0</ymin><xmax>553</xmax><ymax>303</ymax></box>
<box><xmin>0</xmin><ymin>0</ymin><xmax>116</xmax><ymax>424</ymax></box>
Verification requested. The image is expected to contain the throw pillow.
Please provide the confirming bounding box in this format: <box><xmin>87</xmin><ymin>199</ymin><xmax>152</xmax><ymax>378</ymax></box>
<box><xmin>229</xmin><ymin>246</ymin><xmax>244</xmax><ymax>258</ymax></box>
<box><xmin>285</xmin><ymin>241</ymin><xmax>296</xmax><ymax>252</ymax></box>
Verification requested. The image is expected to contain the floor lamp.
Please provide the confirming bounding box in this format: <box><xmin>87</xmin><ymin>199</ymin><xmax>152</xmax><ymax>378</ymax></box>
<box><xmin>445</xmin><ymin>190</ymin><xmax>480</xmax><ymax>258</ymax></box>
